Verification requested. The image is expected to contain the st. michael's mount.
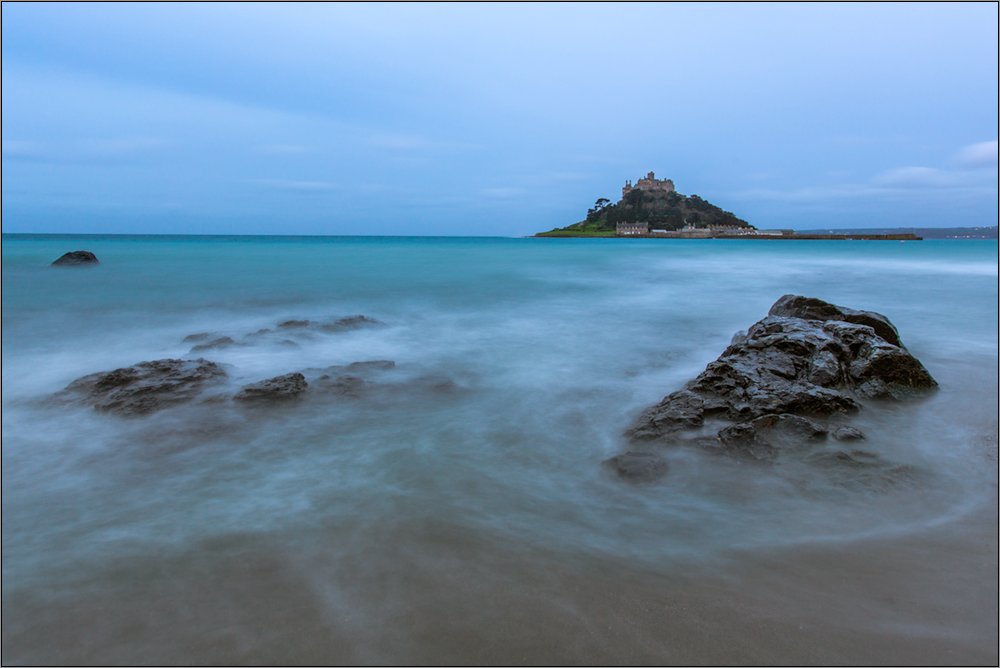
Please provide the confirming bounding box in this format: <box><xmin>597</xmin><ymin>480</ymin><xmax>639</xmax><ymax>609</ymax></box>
<box><xmin>535</xmin><ymin>172</ymin><xmax>921</xmax><ymax>240</ymax></box>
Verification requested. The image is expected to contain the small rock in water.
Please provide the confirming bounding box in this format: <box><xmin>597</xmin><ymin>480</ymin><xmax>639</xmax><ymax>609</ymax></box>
<box><xmin>313</xmin><ymin>375</ymin><xmax>366</xmax><ymax>397</ymax></box>
<box><xmin>320</xmin><ymin>316</ymin><xmax>386</xmax><ymax>332</ymax></box>
<box><xmin>190</xmin><ymin>336</ymin><xmax>238</xmax><ymax>353</ymax></box>
<box><xmin>832</xmin><ymin>426</ymin><xmax>865</xmax><ymax>441</ymax></box>
<box><xmin>182</xmin><ymin>332</ymin><xmax>213</xmax><ymax>343</ymax></box>
<box><xmin>51</xmin><ymin>251</ymin><xmax>100</xmax><ymax>266</ymax></box>
<box><xmin>234</xmin><ymin>373</ymin><xmax>308</xmax><ymax>402</ymax></box>
<box><xmin>243</xmin><ymin>328</ymin><xmax>273</xmax><ymax>339</ymax></box>
<box><xmin>278</xmin><ymin>320</ymin><xmax>311</xmax><ymax>329</ymax></box>
<box><xmin>347</xmin><ymin>360</ymin><xmax>395</xmax><ymax>372</ymax></box>
<box><xmin>601</xmin><ymin>451</ymin><xmax>669</xmax><ymax>483</ymax></box>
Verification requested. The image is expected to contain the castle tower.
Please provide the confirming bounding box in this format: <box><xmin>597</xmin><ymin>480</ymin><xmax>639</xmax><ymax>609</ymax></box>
<box><xmin>623</xmin><ymin>172</ymin><xmax>674</xmax><ymax>198</ymax></box>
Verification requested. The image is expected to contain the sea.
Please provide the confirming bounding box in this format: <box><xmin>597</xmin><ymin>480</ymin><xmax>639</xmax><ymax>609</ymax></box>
<box><xmin>2</xmin><ymin>234</ymin><xmax>997</xmax><ymax>664</ymax></box>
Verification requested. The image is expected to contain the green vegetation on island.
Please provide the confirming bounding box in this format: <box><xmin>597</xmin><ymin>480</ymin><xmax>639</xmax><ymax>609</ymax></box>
<box><xmin>536</xmin><ymin>173</ymin><xmax>752</xmax><ymax>237</ymax></box>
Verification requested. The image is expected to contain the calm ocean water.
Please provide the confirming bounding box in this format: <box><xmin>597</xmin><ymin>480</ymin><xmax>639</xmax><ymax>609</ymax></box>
<box><xmin>2</xmin><ymin>234</ymin><xmax>997</xmax><ymax>663</ymax></box>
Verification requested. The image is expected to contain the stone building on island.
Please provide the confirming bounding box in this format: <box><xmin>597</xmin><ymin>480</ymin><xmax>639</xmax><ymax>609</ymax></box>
<box><xmin>622</xmin><ymin>172</ymin><xmax>675</xmax><ymax>198</ymax></box>
<box><xmin>616</xmin><ymin>222</ymin><xmax>649</xmax><ymax>236</ymax></box>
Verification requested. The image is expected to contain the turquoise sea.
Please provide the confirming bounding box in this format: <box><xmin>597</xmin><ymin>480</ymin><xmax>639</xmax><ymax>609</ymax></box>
<box><xmin>2</xmin><ymin>235</ymin><xmax>998</xmax><ymax>664</ymax></box>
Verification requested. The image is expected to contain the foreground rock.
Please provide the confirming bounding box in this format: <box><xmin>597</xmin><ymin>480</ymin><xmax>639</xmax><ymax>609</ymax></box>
<box><xmin>52</xmin><ymin>251</ymin><xmax>100</xmax><ymax>266</ymax></box>
<box><xmin>606</xmin><ymin>295</ymin><xmax>937</xmax><ymax>483</ymax></box>
<box><xmin>627</xmin><ymin>295</ymin><xmax>936</xmax><ymax>443</ymax></box>
<box><xmin>64</xmin><ymin>359</ymin><xmax>227</xmax><ymax>416</ymax></box>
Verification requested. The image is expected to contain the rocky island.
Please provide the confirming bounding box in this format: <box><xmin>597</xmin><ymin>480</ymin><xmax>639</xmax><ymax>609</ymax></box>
<box><xmin>537</xmin><ymin>172</ymin><xmax>753</xmax><ymax>237</ymax></box>
<box><xmin>537</xmin><ymin>173</ymin><xmax>921</xmax><ymax>240</ymax></box>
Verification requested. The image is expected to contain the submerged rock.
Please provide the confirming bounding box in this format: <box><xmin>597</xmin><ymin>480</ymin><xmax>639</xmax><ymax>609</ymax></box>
<box><xmin>832</xmin><ymin>426</ymin><xmax>865</xmax><ymax>441</ymax></box>
<box><xmin>234</xmin><ymin>373</ymin><xmax>308</xmax><ymax>402</ymax></box>
<box><xmin>301</xmin><ymin>360</ymin><xmax>397</xmax><ymax>398</ymax></box>
<box><xmin>51</xmin><ymin>251</ymin><xmax>100</xmax><ymax>266</ymax></box>
<box><xmin>717</xmin><ymin>413</ymin><xmax>828</xmax><ymax>461</ymax></box>
<box><xmin>312</xmin><ymin>375</ymin><xmax>366</xmax><ymax>397</ymax></box>
<box><xmin>320</xmin><ymin>315</ymin><xmax>386</xmax><ymax>332</ymax></box>
<box><xmin>190</xmin><ymin>336</ymin><xmax>239</xmax><ymax>353</ymax></box>
<box><xmin>601</xmin><ymin>451</ymin><xmax>669</xmax><ymax>483</ymax></box>
<box><xmin>277</xmin><ymin>320</ymin><xmax>311</xmax><ymax>329</ymax></box>
<box><xmin>64</xmin><ymin>358</ymin><xmax>227</xmax><ymax>416</ymax></box>
<box><xmin>346</xmin><ymin>360</ymin><xmax>395</xmax><ymax>372</ymax></box>
<box><xmin>801</xmin><ymin>449</ymin><xmax>919</xmax><ymax>492</ymax></box>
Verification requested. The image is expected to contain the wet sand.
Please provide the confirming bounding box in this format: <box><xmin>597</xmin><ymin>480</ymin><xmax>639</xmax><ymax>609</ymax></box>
<box><xmin>4</xmin><ymin>495</ymin><xmax>996</xmax><ymax>666</ymax></box>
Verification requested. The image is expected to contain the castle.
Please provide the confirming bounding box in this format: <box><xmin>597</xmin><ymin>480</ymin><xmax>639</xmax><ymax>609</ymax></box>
<box><xmin>622</xmin><ymin>172</ymin><xmax>675</xmax><ymax>198</ymax></box>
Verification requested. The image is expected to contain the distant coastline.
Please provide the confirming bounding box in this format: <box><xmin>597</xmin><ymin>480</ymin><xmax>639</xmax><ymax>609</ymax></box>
<box><xmin>795</xmin><ymin>226</ymin><xmax>998</xmax><ymax>240</ymax></box>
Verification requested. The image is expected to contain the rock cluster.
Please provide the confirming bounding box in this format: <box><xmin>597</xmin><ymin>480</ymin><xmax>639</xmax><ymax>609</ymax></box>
<box><xmin>182</xmin><ymin>316</ymin><xmax>386</xmax><ymax>353</ymax></box>
<box><xmin>63</xmin><ymin>359</ymin><xmax>227</xmax><ymax>416</ymax></box>
<box><xmin>609</xmin><ymin>295</ymin><xmax>937</xmax><ymax>483</ymax></box>
<box><xmin>61</xmin><ymin>359</ymin><xmax>402</xmax><ymax>416</ymax></box>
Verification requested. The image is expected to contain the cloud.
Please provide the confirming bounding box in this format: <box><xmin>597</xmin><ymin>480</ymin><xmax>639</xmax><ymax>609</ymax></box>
<box><xmin>251</xmin><ymin>178</ymin><xmax>342</xmax><ymax>192</ymax></box>
<box><xmin>481</xmin><ymin>187</ymin><xmax>525</xmax><ymax>199</ymax></box>
<box><xmin>1</xmin><ymin>138</ymin><xmax>169</xmax><ymax>163</ymax></box>
<box><xmin>1</xmin><ymin>140</ymin><xmax>44</xmax><ymax>160</ymax></box>
<box><xmin>369</xmin><ymin>133</ymin><xmax>478</xmax><ymax>152</ymax></box>
<box><xmin>955</xmin><ymin>140</ymin><xmax>998</xmax><ymax>169</ymax></box>
<box><xmin>257</xmin><ymin>144</ymin><xmax>314</xmax><ymax>155</ymax></box>
<box><xmin>870</xmin><ymin>166</ymin><xmax>957</xmax><ymax>189</ymax></box>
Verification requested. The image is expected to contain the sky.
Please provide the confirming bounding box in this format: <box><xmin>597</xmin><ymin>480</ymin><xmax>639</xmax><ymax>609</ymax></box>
<box><xmin>2</xmin><ymin>3</ymin><xmax>997</xmax><ymax>236</ymax></box>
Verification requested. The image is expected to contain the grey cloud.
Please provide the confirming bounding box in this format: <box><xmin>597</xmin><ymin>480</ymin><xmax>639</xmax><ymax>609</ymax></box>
<box><xmin>870</xmin><ymin>167</ymin><xmax>957</xmax><ymax>189</ymax></box>
<box><xmin>955</xmin><ymin>140</ymin><xmax>998</xmax><ymax>169</ymax></box>
<box><xmin>1</xmin><ymin>138</ymin><xmax>169</xmax><ymax>163</ymax></box>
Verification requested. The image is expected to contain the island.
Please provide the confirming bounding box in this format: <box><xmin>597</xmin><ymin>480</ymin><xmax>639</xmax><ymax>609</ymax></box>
<box><xmin>535</xmin><ymin>172</ymin><xmax>921</xmax><ymax>240</ymax></box>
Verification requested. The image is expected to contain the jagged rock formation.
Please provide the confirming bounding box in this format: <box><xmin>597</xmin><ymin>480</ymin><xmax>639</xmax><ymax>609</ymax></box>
<box><xmin>606</xmin><ymin>296</ymin><xmax>937</xmax><ymax>482</ymax></box>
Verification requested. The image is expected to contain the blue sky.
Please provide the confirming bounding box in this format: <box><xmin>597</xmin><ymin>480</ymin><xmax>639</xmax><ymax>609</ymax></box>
<box><xmin>2</xmin><ymin>3</ymin><xmax>997</xmax><ymax>235</ymax></box>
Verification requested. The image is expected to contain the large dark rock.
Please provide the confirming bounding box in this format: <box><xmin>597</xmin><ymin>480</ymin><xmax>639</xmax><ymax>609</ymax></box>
<box><xmin>51</xmin><ymin>251</ymin><xmax>100</xmax><ymax>266</ymax></box>
<box><xmin>618</xmin><ymin>296</ymin><xmax>936</xmax><ymax>483</ymax></box>
<box><xmin>64</xmin><ymin>358</ymin><xmax>227</xmax><ymax>416</ymax></box>
<box><xmin>627</xmin><ymin>296</ymin><xmax>936</xmax><ymax>446</ymax></box>
<box><xmin>234</xmin><ymin>373</ymin><xmax>308</xmax><ymax>402</ymax></box>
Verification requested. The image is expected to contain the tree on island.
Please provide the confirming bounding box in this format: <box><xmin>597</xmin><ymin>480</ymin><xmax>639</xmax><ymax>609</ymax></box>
<box><xmin>587</xmin><ymin>197</ymin><xmax>612</xmax><ymax>219</ymax></box>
